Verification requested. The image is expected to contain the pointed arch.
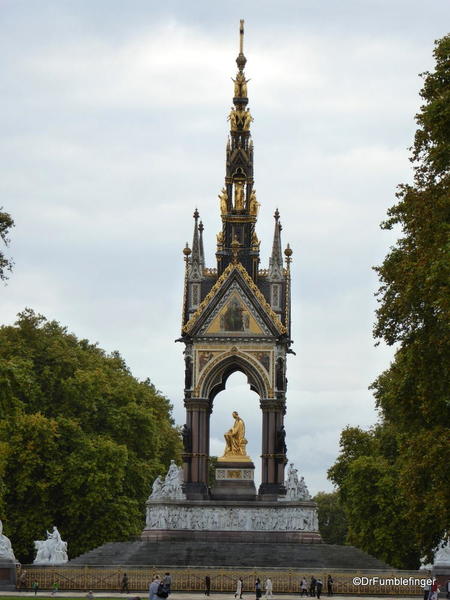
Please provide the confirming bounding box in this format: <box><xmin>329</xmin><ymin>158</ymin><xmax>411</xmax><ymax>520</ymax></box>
<box><xmin>198</xmin><ymin>349</ymin><xmax>271</xmax><ymax>402</ymax></box>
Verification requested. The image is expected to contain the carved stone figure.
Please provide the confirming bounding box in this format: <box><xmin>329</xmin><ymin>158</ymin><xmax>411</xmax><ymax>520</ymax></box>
<box><xmin>298</xmin><ymin>476</ymin><xmax>311</xmax><ymax>500</ymax></box>
<box><xmin>148</xmin><ymin>461</ymin><xmax>186</xmax><ymax>502</ymax></box>
<box><xmin>219</xmin><ymin>188</ymin><xmax>228</xmax><ymax>215</ymax></box>
<box><xmin>181</xmin><ymin>424</ymin><xmax>192</xmax><ymax>453</ymax></box>
<box><xmin>249</xmin><ymin>190</ymin><xmax>260</xmax><ymax>216</ymax></box>
<box><xmin>0</xmin><ymin>520</ymin><xmax>15</xmax><ymax>561</ymax></box>
<box><xmin>222</xmin><ymin>411</ymin><xmax>248</xmax><ymax>458</ymax></box>
<box><xmin>234</xmin><ymin>181</ymin><xmax>245</xmax><ymax>211</ymax></box>
<box><xmin>284</xmin><ymin>463</ymin><xmax>311</xmax><ymax>501</ymax></box>
<box><xmin>184</xmin><ymin>355</ymin><xmax>192</xmax><ymax>389</ymax></box>
<box><xmin>150</xmin><ymin>475</ymin><xmax>164</xmax><ymax>500</ymax></box>
<box><xmin>276</xmin><ymin>425</ymin><xmax>287</xmax><ymax>454</ymax></box>
<box><xmin>33</xmin><ymin>526</ymin><xmax>68</xmax><ymax>565</ymax></box>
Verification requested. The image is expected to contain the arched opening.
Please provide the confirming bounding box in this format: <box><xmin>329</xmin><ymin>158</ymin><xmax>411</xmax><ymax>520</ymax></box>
<box><xmin>209</xmin><ymin>370</ymin><xmax>262</xmax><ymax>488</ymax></box>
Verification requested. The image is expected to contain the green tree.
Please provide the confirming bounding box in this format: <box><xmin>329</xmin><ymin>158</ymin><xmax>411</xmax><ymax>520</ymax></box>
<box><xmin>0</xmin><ymin>309</ymin><xmax>182</xmax><ymax>562</ymax></box>
<box><xmin>0</xmin><ymin>208</ymin><xmax>14</xmax><ymax>281</ymax></box>
<box><xmin>330</xmin><ymin>34</ymin><xmax>450</xmax><ymax>568</ymax></box>
<box><xmin>313</xmin><ymin>491</ymin><xmax>348</xmax><ymax>545</ymax></box>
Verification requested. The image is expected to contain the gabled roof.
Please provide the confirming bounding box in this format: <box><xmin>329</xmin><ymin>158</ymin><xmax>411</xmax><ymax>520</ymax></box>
<box><xmin>182</xmin><ymin>262</ymin><xmax>286</xmax><ymax>336</ymax></box>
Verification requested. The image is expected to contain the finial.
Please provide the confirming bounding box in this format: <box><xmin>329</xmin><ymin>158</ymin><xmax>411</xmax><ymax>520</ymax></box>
<box><xmin>284</xmin><ymin>243</ymin><xmax>293</xmax><ymax>266</ymax></box>
<box><xmin>231</xmin><ymin>235</ymin><xmax>241</xmax><ymax>264</ymax></box>
<box><xmin>274</xmin><ymin>208</ymin><xmax>280</xmax><ymax>222</ymax></box>
<box><xmin>199</xmin><ymin>221</ymin><xmax>204</xmax><ymax>233</ymax></box>
<box><xmin>183</xmin><ymin>242</ymin><xmax>191</xmax><ymax>261</ymax></box>
<box><xmin>193</xmin><ymin>208</ymin><xmax>199</xmax><ymax>221</ymax></box>
<box><xmin>236</xmin><ymin>19</ymin><xmax>247</xmax><ymax>72</ymax></box>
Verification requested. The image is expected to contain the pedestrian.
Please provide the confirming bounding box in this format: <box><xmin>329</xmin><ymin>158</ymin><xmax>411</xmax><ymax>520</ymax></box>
<box><xmin>51</xmin><ymin>582</ymin><xmax>59</xmax><ymax>597</ymax></box>
<box><xmin>316</xmin><ymin>578</ymin><xmax>323</xmax><ymax>599</ymax></box>
<box><xmin>32</xmin><ymin>581</ymin><xmax>39</xmax><ymax>596</ymax></box>
<box><xmin>149</xmin><ymin>575</ymin><xmax>161</xmax><ymax>600</ymax></box>
<box><xmin>163</xmin><ymin>573</ymin><xmax>172</xmax><ymax>596</ymax></box>
<box><xmin>121</xmin><ymin>573</ymin><xmax>129</xmax><ymax>593</ymax></box>
<box><xmin>300</xmin><ymin>577</ymin><xmax>308</xmax><ymax>597</ymax></box>
<box><xmin>17</xmin><ymin>570</ymin><xmax>27</xmax><ymax>590</ymax></box>
<box><xmin>265</xmin><ymin>577</ymin><xmax>273</xmax><ymax>599</ymax></box>
<box><xmin>430</xmin><ymin>581</ymin><xmax>440</xmax><ymax>600</ymax></box>
<box><xmin>327</xmin><ymin>576</ymin><xmax>333</xmax><ymax>597</ymax></box>
<box><xmin>446</xmin><ymin>579</ymin><xmax>450</xmax><ymax>599</ymax></box>
<box><xmin>255</xmin><ymin>577</ymin><xmax>262</xmax><ymax>599</ymax></box>
<box><xmin>424</xmin><ymin>580</ymin><xmax>432</xmax><ymax>600</ymax></box>
<box><xmin>235</xmin><ymin>576</ymin><xmax>243</xmax><ymax>599</ymax></box>
<box><xmin>205</xmin><ymin>575</ymin><xmax>211</xmax><ymax>596</ymax></box>
<box><xmin>309</xmin><ymin>576</ymin><xmax>316</xmax><ymax>597</ymax></box>
<box><xmin>86</xmin><ymin>591</ymin><xmax>94</xmax><ymax>599</ymax></box>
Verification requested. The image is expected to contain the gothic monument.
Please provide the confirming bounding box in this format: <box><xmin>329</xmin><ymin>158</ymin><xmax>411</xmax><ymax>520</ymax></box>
<box><xmin>142</xmin><ymin>20</ymin><xmax>320</xmax><ymax>544</ymax></box>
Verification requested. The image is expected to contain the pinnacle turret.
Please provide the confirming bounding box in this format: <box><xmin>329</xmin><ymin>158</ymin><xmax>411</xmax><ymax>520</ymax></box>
<box><xmin>268</xmin><ymin>209</ymin><xmax>284</xmax><ymax>281</ymax></box>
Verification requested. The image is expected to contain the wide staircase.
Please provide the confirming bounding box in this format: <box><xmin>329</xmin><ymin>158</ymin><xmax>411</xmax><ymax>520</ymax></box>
<box><xmin>69</xmin><ymin>540</ymin><xmax>391</xmax><ymax>569</ymax></box>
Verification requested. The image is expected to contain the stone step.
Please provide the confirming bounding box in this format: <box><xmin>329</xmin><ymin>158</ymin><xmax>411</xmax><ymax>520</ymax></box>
<box><xmin>69</xmin><ymin>541</ymin><xmax>391</xmax><ymax>569</ymax></box>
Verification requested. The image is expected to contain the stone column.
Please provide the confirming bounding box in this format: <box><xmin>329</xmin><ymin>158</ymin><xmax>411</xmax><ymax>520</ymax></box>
<box><xmin>259</xmin><ymin>397</ymin><xmax>287</xmax><ymax>498</ymax></box>
<box><xmin>183</xmin><ymin>397</ymin><xmax>211</xmax><ymax>499</ymax></box>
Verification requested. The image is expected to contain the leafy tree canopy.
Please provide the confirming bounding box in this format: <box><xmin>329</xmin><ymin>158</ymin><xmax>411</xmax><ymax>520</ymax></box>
<box><xmin>329</xmin><ymin>34</ymin><xmax>450</xmax><ymax>569</ymax></box>
<box><xmin>0</xmin><ymin>208</ymin><xmax>14</xmax><ymax>282</ymax></box>
<box><xmin>313</xmin><ymin>490</ymin><xmax>348</xmax><ymax>545</ymax></box>
<box><xmin>0</xmin><ymin>309</ymin><xmax>182</xmax><ymax>562</ymax></box>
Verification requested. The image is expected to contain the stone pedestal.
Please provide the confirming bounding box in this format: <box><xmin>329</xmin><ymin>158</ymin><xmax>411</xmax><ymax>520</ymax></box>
<box><xmin>143</xmin><ymin>499</ymin><xmax>321</xmax><ymax>543</ymax></box>
<box><xmin>0</xmin><ymin>561</ymin><xmax>16</xmax><ymax>591</ymax></box>
<box><xmin>210</xmin><ymin>461</ymin><xmax>256</xmax><ymax>500</ymax></box>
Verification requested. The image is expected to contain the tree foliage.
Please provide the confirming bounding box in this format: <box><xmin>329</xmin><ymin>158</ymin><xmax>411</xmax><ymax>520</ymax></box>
<box><xmin>0</xmin><ymin>309</ymin><xmax>182</xmax><ymax>562</ymax></box>
<box><xmin>329</xmin><ymin>34</ymin><xmax>450</xmax><ymax>568</ymax></box>
<box><xmin>313</xmin><ymin>491</ymin><xmax>348</xmax><ymax>545</ymax></box>
<box><xmin>0</xmin><ymin>208</ymin><xmax>14</xmax><ymax>281</ymax></box>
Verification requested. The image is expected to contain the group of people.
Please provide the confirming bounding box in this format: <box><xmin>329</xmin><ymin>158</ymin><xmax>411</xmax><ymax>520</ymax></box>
<box><xmin>299</xmin><ymin>575</ymin><xmax>333</xmax><ymax>597</ymax></box>
<box><xmin>148</xmin><ymin>573</ymin><xmax>172</xmax><ymax>600</ymax></box>
<box><xmin>230</xmin><ymin>576</ymin><xmax>272</xmax><ymax>599</ymax></box>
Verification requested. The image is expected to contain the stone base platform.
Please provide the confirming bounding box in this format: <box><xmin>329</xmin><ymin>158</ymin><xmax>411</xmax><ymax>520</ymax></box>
<box><xmin>69</xmin><ymin>540</ymin><xmax>392</xmax><ymax>569</ymax></box>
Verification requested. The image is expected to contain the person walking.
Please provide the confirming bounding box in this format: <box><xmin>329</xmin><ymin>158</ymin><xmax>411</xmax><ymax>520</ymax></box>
<box><xmin>265</xmin><ymin>577</ymin><xmax>273</xmax><ymax>599</ymax></box>
<box><xmin>327</xmin><ymin>576</ymin><xmax>333</xmax><ymax>597</ymax></box>
<box><xmin>121</xmin><ymin>573</ymin><xmax>129</xmax><ymax>593</ymax></box>
<box><xmin>300</xmin><ymin>577</ymin><xmax>308</xmax><ymax>597</ymax></box>
<box><xmin>309</xmin><ymin>576</ymin><xmax>316</xmax><ymax>597</ymax></box>
<box><xmin>235</xmin><ymin>577</ymin><xmax>243</xmax><ymax>599</ymax></box>
<box><xmin>316</xmin><ymin>578</ymin><xmax>323</xmax><ymax>599</ymax></box>
<box><xmin>204</xmin><ymin>575</ymin><xmax>211</xmax><ymax>597</ymax></box>
<box><xmin>149</xmin><ymin>575</ymin><xmax>161</xmax><ymax>600</ymax></box>
<box><xmin>162</xmin><ymin>573</ymin><xmax>172</xmax><ymax>596</ymax></box>
<box><xmin>255</xmin><ymin>577</ymin><xmax>262</xmax><ymax>599</ymax></box>
<box><xmin>32</xmin><ymin>581</ymin><xmax>39</xmax><ymax>596</ymax></box>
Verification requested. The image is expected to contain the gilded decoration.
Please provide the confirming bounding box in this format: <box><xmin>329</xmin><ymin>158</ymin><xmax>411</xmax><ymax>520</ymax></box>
<box><xmin>183</xmin><ymin>263</ymin><xmax>286</xmax><ymax>336</ymax></box>
<box><xmin>248</xmin><ymin>350</ymin><xmax>271</xmax><ymax>373</ymax></box>
<box><xmin>218</xmin><ymin>411</ymin><xmax>251</xmax><ymax>462</ymax></box>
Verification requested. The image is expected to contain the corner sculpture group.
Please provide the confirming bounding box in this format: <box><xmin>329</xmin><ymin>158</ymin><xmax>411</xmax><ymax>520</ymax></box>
<box><xmin>0</xmin><ymin>521</ymin><xmax>68</xmax><ymax>566</ymax></box>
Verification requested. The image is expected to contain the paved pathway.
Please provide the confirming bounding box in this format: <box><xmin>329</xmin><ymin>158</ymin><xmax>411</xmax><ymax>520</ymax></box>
<box><xmin>0</xmin><ymin>593</ymin><xmax>420</xmax><ymax>599</ymax></box>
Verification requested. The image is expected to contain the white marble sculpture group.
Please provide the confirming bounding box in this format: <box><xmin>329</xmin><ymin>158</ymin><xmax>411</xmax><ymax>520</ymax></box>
<box><xmin>283</xmin><ymin>463</ymin><xmax>311</xmax><ymax>501</ymax></box>
<box><xmin>146</xmin><ymin>503</ymin><xmax>319</xmax><ymax>532</ymax></box>
<box><xmin>0</xmin><ymin>520</ymin><xmax>16</xmax><ymax>562</ymax></box>
<box><xmin>33</xmin><ymin>526</ymin><xmax>68</xmax><ymax>565</ymax></box>
<box><xmin>148</xmin><ymin>460</ymin><xmax>186</xmax><ymax>501</ymax></box>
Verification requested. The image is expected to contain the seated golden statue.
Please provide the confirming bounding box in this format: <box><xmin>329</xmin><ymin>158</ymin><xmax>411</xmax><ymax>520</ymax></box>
<box><xmin>221</xmin><ymin>411</ymin><xmax>249</xmax><ymax>460</ymax></box>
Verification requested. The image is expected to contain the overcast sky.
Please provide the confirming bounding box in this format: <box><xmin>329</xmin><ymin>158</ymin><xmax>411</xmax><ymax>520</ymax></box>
<box><xmin>1</xmin><ymin>0</ymin><xmax>449</xmax><ymax>494</ymax></box>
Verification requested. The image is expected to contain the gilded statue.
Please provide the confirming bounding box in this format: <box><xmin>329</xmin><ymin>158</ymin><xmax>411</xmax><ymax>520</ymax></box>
<box><xmin>234</xmin><ymin>181</ymin><xmax>245</xmax><ymax>211</ymax></box>
<box><xmin>219</xmin><ymin>188</ymin><xmax>228</xmax><ymax>215</ymax></box>
<box><xmin>251</xmin><ymin>231</ymin><xmax>260</xmax><ymax>248</ymax></box>
<box><xmin>216</xmin><ymin>231</ymin><xmax>224</xmax><ymax>246</ymax></box>
<box><xmin>249</xmin><ymin>189</ymin><xmax>260</xmax><ymax>216</ymax></box>
<box><xmin>228</xmin><ymin>109</ymin><xmax>238</xmax><ymax>131</ymax></box>
<box><xmin>222</xmin><ymin>411</ymin><xmax>248</xmax><ymax>458</ymax></box>
<box><xmin>232</xmin><ymin>72</ymin><xmax>249</xmax><ymax>97</ymax></box>
<box><xmin>242</xmin><ymin>108</ymin><xmax>254</xmax><ymax>131</ymax></box>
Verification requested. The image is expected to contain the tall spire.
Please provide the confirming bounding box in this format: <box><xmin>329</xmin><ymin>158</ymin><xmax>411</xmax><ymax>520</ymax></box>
<box><xmin>268</xmin><ymin>209</ymin><xmax>284</xmax><ymax>281</ymax></box>
<box><xmin>198</xmin><ymin>220</ymin><xmax>205</xmax><ymax>271</ymax></box>
<box><xmin>216</xmin><ymin>20</ymin><xmax>259</xmax><ymax>281</ymax></box>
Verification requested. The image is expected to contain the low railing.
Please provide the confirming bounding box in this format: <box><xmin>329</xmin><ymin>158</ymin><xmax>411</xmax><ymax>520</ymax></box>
<box><xmin>16</xmin><ymin>565</ymin><xmax>429</xmax><ymax>596</ymax></box>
